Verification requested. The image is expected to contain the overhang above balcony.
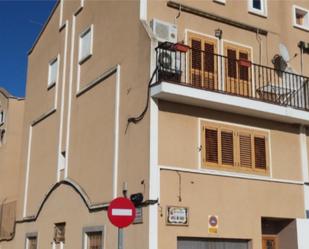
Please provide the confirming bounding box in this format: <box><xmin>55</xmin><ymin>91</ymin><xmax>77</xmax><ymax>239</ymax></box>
<box><xmin>151</xmin><ymin>81</ymin><xmax>309</xmax><ymax>125</ymax></box>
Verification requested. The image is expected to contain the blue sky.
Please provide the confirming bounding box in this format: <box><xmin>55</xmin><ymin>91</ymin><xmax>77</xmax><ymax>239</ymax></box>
<box><xmin>0</xmin><ymin>0</ymin><xmax>56</xmax><ymax>97</ymax></box>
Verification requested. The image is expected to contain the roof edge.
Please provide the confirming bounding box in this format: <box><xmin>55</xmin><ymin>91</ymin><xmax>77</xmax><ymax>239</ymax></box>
<box><xmin>27</xmin><ymin>0</ymin><xmax>60</xmax><ymax>56</ymax></box>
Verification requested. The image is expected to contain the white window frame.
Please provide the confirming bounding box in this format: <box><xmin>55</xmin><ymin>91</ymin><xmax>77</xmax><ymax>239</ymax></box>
<box><xmin>292</xmin><ymin>5</ymin><xmax>309</xmax><ymax>31</ymax></box>
<box><xmin>82</xmin><ymin>226</ymin><xmax>104</xmax><ymax>249</ymax></box>
<box><xmin>248</xmin><ymin>0</ymin><xmax>267</xmax><ymax>17</ymax></box>
<box><xmin>48</xmin><ymin>57</ymin><xmax>59</xmax><ymax>88</ymax></box>
<box><xmin>0</xmin><ymin>111</ymin><xmax>4</xmax><ymax>125</ymax></box>
<box><xmin>25</xmin><ymin>233</ymin><xmax>38</xmax><ymax>249</ymax></box>
<box><xmin>78</xmin><ymin>25</ymin><xmax>94</xmax><ymax>64</ymax></box>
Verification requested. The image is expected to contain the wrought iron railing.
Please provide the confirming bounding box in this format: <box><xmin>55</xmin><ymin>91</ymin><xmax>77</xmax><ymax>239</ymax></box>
<box><xmin>155</xmin><ymin>42</ymin><xmax>309</xmax><ymax>111</ymax></box>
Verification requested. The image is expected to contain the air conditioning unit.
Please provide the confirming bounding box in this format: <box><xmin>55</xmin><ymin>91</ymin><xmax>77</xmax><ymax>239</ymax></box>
<box><xmin>157</xmin><ymin>43</ymin><xmax>185</xmax><ymax>82</ymax></box>
<box><xmin>150</xmin><ymin>19</ymin><xmax>177</xmax><ymax>43</ymax></box>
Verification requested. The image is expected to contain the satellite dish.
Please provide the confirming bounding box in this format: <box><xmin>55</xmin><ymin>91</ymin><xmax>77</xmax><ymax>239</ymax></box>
<box><xmin>279</xmin><ymin>43</ymin><xmax>290</xmax><ymax>62</ymax></box>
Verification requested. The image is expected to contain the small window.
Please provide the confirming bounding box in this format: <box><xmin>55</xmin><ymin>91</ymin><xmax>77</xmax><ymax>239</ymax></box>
<box><xmin>0</xmin><ymin>111</ymin><xmax>4</xmax><ymax>124</ymax></box>
<box><xmin>293</xmin><ymin>5</ymin><xmax>309</xmax><ymax>31</ymax></box>
<box><xmin>201</xmin><ymin>120</ymin><xmax>269</xmax><ymax>175</ymax></box>
<box><xmin>248</xmin><ymin>0</ymin><xmax>267</xmax><ymax>16</ymax></box>
<box><xmin>26</xmin><ymin>235</ymin><xmax>37</xmax><ymax>249</ymax></box>
<box><xmin>79</xmin><ymin>26</ymin><xmax>93</xmax><ymax>64</ymax></box>
<box><xmin>83</xmin><ymin>227</ymin><xmax>104</xmax><ymax>249</ymax></box>
<box><xmin>48</xmin><ymin>58</ymin><xmax>58</xmax><ymax>87</ymax></box>
<box><xmin>54</xmin><ymin>222</ymin><xmax>65</xmax><ymax>243</ymax></box>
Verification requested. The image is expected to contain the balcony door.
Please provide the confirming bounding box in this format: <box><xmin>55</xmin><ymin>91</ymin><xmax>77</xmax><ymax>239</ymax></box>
<box><xmin>224</xmin><ymin>43</ymin><xmax>252</xmax><ymax>97</ymax></box>
<box><xmin>188</xmin><ymin>32</ymin><xmax>218</xmax><ymax>90</ymax></box>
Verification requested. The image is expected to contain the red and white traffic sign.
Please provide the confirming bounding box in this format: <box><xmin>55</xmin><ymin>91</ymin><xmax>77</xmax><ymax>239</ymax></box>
<box><xmin>107</xmin><ymin>197</ymin><xmax>136</xmax><ymax>228</ymax></box>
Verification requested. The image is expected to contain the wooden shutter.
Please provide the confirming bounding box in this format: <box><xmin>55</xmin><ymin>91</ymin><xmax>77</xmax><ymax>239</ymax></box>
<box><xmin>239</xmin><ymin>52</ymin><xmax>249</xmax><ymax>81</ymax></box>
<box><xmin>204</xmin><ymin>43</ymin><xmax>215</xmax><ymax>73</ymax></box>
<box><xmin>205</xmin><ymin>128</ymin><xmax>218</xmax><ymax>164</ymax></box>
<box><xmin>188</xmin><ymin>32</ymin><xmax>218</xmax><ymax>90</ymax></box>
<box><xmin>254</xmin><ymin>136</ymin><xmax>267</xmax><ymax>169</ymax></box>
<box><xmin>191</xmin><ymin>39</ymin><xmax>202</xmax><ymax>87</ymax></box>
<box><xmin>227</xmin><ymin>49</ymin><xmax>237</xmax><ymax>78</ymax></box>
<box><xmin>221</xmin><ymin>131</ymin><xmax>234</xmax><ymax>166</ymax></box>
<box><xmin>239</xmin><ymin>134</ymin><xmax>252</xmax><ymax>168</ymax></box>
<box><xmin>88</xmin><ymin>232</ymin><xmax>102</xmax><ymax>249</ymax></box>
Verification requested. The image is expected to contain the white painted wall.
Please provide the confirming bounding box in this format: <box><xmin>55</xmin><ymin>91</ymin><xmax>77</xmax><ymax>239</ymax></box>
<box><xmin>297</xmin><ymin>219</ymin><xmax>309</xmax><ymax>249</ymax></box>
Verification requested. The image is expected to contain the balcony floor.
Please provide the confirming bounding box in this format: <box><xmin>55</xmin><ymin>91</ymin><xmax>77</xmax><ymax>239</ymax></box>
<box><xmin>151</xmin><ymin>81</ymin><xmax>309</xmax><ymax>125</ymax></box>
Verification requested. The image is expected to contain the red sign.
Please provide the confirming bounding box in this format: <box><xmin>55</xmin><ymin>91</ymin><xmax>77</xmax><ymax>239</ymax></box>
<box><xmin>107</xmin><ymin>197</ymin><xmax>136</xmax><ymax>228</ymax></box>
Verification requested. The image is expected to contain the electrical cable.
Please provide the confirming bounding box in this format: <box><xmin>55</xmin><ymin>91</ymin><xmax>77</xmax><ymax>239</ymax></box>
<box><xmin>127</xmin><ymin>66</ymin><xmax>159</xmax><ymax>126</ymax></box>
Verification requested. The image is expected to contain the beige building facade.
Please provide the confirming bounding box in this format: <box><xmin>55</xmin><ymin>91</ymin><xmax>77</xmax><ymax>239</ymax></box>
<box><xmin>1</xmin><ymin>0</ymin><xmax>309</xmax><ymax>249</ymax></box>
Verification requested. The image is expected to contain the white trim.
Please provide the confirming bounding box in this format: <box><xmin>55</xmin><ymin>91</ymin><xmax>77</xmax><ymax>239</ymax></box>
<box><xmin>139</xmin><ymin>0</ymin><xmax>147</xmax><ymax>21</ymax></box>
<box><xmin>159</xmin><ymin>165</ymin><xmax>304</xmax><ymax>185</ymax></box>
<box><xmin>57</xmin><ymin>20</ymin><xmax>69</xmax><ymax>181</ymax></box>
<box><xmin>292</xmin><ymin>5</ymin><xmax>309</xmax><ymax>32</ymax></box>
<box><xmin>112</xmin><ymin>65</ymin><xmax>121</xmax><ymax>198</ymax></box>
<box><xmin>77</xmin><ymin>24</ymin><xmax>94</xmax><ymax>93</ymax></box>
<box><xmin>304</xmin><ymin>185</ymin><xmax>309</xmax><ymax>212</ymax></box>
<box><xmin>296</xmin><ymin>219</ymin><xmax>309</xmax><ymax>249</ymax></box>
<box><xmin>65</xmin><ymin>15</ymin><xmax>76</xmax><ymax>178</ymax></box>
<box><xmin>23</xmin><ymin>126</ymin><xmax>33</xmax><ymax>217</ymax></box>
<box><xmin>149</xmin><ymin>97</ymin><xmax>159</xmax><ymax>249</ymax></box>
<box><xmin>81</xmin><ymin>0</ymin><xmax>85</xmax><ymax>8</ymax></box>
<box><xmin>300</xmin><ymin>126</ymin><xmax>309</xmax><ymax>183</ymax></box>
<box><xmin>149</xmin><ymin>39</ymin><xmax>159</xmax><ymax>249</ymax></box>
<box><xmin>151</xmin><ymin>82</ymin><xmax>309</xmax><ymax>125</ymax></box>
<box><xmin>54</xmin><ymin>54</ymin><xmax>60</xmax><ymax>109</ymax></box>
<box><xmin>248</xmin><ymin>0</ymin><xmax>268</xmax><ymax>17</ymax></box>
<box><xmin>59</xmin><ymin>0</ymin><xmax>64</xmax><ymax>28</ymax></box>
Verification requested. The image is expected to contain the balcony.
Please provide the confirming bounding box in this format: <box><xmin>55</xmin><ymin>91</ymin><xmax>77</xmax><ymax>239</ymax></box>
<box><xmin>151</xmin><ymin>42</ymin><xmax>309</xmax><ymax>124</ymax></box>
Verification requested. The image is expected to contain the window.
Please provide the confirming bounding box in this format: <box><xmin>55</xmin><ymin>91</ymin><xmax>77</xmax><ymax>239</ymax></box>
<box><xmin>54</xmin><ymin>222</ymin><xmax>65</xmax><ymax>243</ymax></box>
<box><xmin>248</xmin><ymin>0</ymin><xmax>267</xmax><ymax>16</ymax></box>
<box><xmin>201</xmin><ymin>120</ymin><xmax>269</xmax><ymax>175</ymax></box>
<box><xmin>0</xmin><ymin>111</ymin><xmax>4</xmax><ymax>124</ymax></box>
<box><xmin>26</xmin><ymin>234</ymin><xmax>37</xmax><ymax>249</ymax></box>
<box><xmin>293</xmin><ymin>5</ymin><xmax>309</xmax><ymax>31</ymax></box>
<box><xmin>48</xmin><ymin>58</ymin><xmax>58</xmax><ymax>88</ymax></box>
<box><xmin>79</xmin><ymin>25</ymin><xmax>93</xmax><ymax>64</ymax></box>
<box><xmin>224</xmin><ymin>42</ymin><xmax>252</xmax><ymax>96</ymax></box>
<box><xmin>188</xmin><ymin>32</ymin><xmax>218</xmax><ymax>90</ymax></box>
<box><xmin>83</xmin><ymin>227</ymin><xmax>104</xmax><ymax>249</ymax></box>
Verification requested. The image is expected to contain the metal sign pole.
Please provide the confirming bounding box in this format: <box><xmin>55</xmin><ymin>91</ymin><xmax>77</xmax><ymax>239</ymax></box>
<box><xmin>118</xmin><ymin>228</ymin><xmax>123</xmax><ymax>249</ymax></box>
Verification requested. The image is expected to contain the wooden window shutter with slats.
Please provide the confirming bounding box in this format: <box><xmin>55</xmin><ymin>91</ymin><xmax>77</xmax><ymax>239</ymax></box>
<box><xmin>188</xmin><ymin>32</ymin><xmax>218</xmax><ymax>90</ymax></box>
<box><xmin>205</xmin><ymin>128</ymin><xmax>219</xmax><ymax>164</ymax></box>
<box><xmin>239</xmin><ymin>52</ymin><xmax>249</xmax><ymax>81</ymax></box>
<box><xmin>254</xmin><ymin>136</ymin><xmax>267</xmax><ymax>169</ymax></box>
<box><xmin>191</xmin><ymin>39</ymin><xmax>202</xmax><ymax>87</ymax></box>
<box><xmin>239</xmin><ymin>134</ymin><xmax>252</xmax><ymax>168</ymax></box>
<box><xmin>204</xmin><ymin>43</ymin><xmax>215</xmax><ymax>73</ymax></box>
<box><xmin>227</xmin><ymin>49</ymin><xmax>237</xmax><ymax>78</ymax></box>
<box><xmin>201</xmin><ymin>120</ymin><xmax>269</xmax><ymax>175</ymax></box>
<box><xmin>221</xmin><ymin>131</ymin><xmax>234</xmax><ymax>166</ymax></box>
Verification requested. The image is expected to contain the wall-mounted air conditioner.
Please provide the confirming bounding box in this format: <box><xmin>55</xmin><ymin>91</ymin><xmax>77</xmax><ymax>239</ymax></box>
<box><xmin>150</xmin><ymin>19</ymin><xmax>177</xmax><ymax>43</ymax></box>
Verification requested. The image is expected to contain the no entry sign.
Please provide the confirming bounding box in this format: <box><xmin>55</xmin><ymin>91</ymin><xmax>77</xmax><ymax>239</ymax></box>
<box><xmin>107</xmin><ymin>197</ymin><xmax>136</xmax><ymax>228</ymax></box>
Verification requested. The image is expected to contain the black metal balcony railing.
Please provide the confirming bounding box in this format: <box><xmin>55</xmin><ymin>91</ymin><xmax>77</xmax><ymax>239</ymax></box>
<box><xmin>155</xmin><ymin>42</ymin><xmax>309</xmax><ymax>111</ymax></box>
